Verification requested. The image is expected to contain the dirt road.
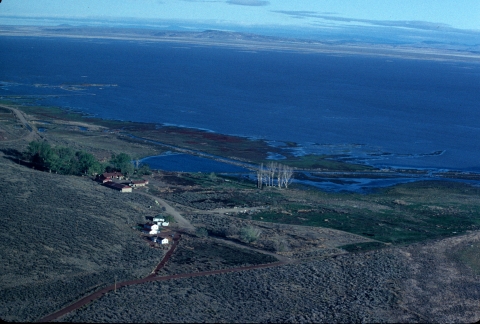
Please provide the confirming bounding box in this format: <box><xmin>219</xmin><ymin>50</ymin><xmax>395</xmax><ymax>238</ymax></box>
<box><xmin>138</xmin><ymin>192</ymin><xmax>195</xmax><ymax>232</ymax></box>
<box><xmin>0</xmin><ymin>104</ymin><xmax>38</xmax><ymax>142</ymax></box>
<box><xmin>36</xmin><ymin>234</ymin><xmax>181</xmax><ymax>323</ymax></box>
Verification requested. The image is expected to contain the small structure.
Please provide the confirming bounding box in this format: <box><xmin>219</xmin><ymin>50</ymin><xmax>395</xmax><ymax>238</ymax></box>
<box><xmin>144</xmin><ymin>223</ymin><xmax>159</xmax><ymax>230</ymax></box>
<box><xmin>98</xmin><ymin>172</ymin><xmax>124</xmax><ymax>183</ymax></box>
<box><xmin>130</xmin><ymin>179</ymin><xmax>149</xmax><ymax>187</ymax></box>
<box><xmin>151</xmin><ymin>236</ymin><xmax>170</xmax><ymax>245</ymax></box>
<box><xmin>143</xmin><ymin>228</ymin><xmax>159</xmax><ymax>235</ymax></box>
<box><xmin>99</xmin><ymin>177</ymin><xmax>112</xmax><ymax>184</ymax></box>
<box><xmin>104</xmin><ymin>182</ymin><xmax>132</xmax><ymax>193</ymax></box>
<box><xmin>156</xmin><ymin>232</ymin><xmax>173</xmax><ymax>244</ymax></box>
<box><xmin>153</xmin><ymin>216</ymin><xmax>165</xmax><ymax>223</ymax></box>
<box><xmin>161</xmin><ymin>222</ymin><xmax>169</xmax><ymax>227</ymax></box>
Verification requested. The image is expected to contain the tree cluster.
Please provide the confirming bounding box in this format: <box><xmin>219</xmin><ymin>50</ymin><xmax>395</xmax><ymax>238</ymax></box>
<box><xmin>109</xmin><ymin>153</ymin><xmax>134</xmax><ymax>176</ymax></box>
<box><xmin>25</xmin><ymin>141</ymin><xmax>103</xmax><ymax>176</ymax></box>
<box><xmin>24</xmin><ymin>141</ymin><xmax>150</xmax><ymax>177</ymax></box>
<box><xmin>256</xmin><ymin>162</ymin><xmax>294</xmax><ymax>189</ymax></box>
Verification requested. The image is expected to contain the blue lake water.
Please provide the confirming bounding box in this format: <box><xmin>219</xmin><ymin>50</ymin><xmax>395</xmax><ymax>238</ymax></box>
<box><xmin>1</xmin><ymin>36</ymin><xmax>480</xmax><ymax>171</ymax></box>
<box><xmin>140</xmin><ymin>153</ymin><xmax>249</xmax><ymax>173</ymax></box>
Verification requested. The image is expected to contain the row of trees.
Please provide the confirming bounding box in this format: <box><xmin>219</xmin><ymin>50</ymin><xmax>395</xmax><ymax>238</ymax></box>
<box><xmin>256</xmin><ymin>162</ymin><xmax>294</xmax><ymax>189</ymax></box>
<box><xmin>25</xmin><ymin>141</ymin><xmax>103</xmax><ymax>175</ymax></box>
<box><xmin>25</xmin><ymin>141</ymin><xmax>151</xmax><ymax>177</ymax></box>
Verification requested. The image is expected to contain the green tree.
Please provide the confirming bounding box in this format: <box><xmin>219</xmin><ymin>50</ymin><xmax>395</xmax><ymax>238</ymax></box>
<box><xmin>110</xmin><ymin>153</ymin><xmax>134</xmax><ymax>176</ymax></box>
<box><xmin>77</xmin><ymin>151</ymin><xmax>103</xmax><ymax>175</ymax></box>
<box><xmin>55</xmin><ymin>147</ymin><xmax>77</xmax><ymax>174</ymax></box>
<box><xmin>25</xmin><ymin>141</ymin><xmax>42</xmax><ymax>161</ymax></box>
<box><xmin>137</xmin><ymin>163</ymin><xmax>152</xmax><ymax>176</ymax></box>
<box><xmin>26</xmin><ymin>141</ymin><xmax>58</xmax><ymax>172</ymax></box>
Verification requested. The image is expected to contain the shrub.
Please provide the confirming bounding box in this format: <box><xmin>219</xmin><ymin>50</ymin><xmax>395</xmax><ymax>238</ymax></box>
<box><xmin>195</xmin><ymin>227</ymin><xmax>209</xmax><ymax>238</ymax></box>
<box><xmin>239</xmin><ymin>226</ymin><xmax>262</xmax><ymax>243</ymax></box>
<box><xmin>164</xmin><ymin>215</ymin><xmax>175</xmax><ymax>223</ymax></box>
<box><xmin>222</xmin><ymin>225</ymin><xmax>238</xmax><ymax>237</ymax></box>
<box><xmin>273</xmin><ymin>238</ymin><xmax>290</xmax><ymax>252</ymax></box>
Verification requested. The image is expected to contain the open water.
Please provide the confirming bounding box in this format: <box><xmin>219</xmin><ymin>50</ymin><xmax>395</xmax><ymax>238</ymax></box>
<box><xmin>1</xmin><ymin>36</ymin><xmax>480</xmax><ymax>172</ymax></box>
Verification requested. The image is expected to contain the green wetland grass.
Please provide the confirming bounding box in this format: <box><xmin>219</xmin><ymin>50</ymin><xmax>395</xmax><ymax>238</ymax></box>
<box><xmin>236</xmin><ymin>181</ymin><xmax>480</xmax><ymax>247</ymax></box>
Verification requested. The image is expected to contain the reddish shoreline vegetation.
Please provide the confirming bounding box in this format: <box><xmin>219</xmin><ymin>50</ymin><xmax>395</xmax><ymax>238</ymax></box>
<box><xmin>1</xmin><ymin>100</ymin><xmax>480</xmax><ymax>322</ymax></box>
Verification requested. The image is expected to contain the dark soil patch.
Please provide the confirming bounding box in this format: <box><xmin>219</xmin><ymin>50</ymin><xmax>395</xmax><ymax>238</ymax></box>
<box><xmin>340</xmin><ymin>242</ymin><xmax>387</xmax><ymax>252</ymax></box>
<box><xmin>157</xmin><ymin>173</ymin><xmax>197</xmax><ymax>186</ymax></box>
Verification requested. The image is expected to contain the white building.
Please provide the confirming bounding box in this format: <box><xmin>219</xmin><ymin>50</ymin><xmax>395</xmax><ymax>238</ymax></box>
<box><xmin>143</xmin><ymin>229</ymin><xmax>159</xmax><ymax>235</ymax></box>
<box><xmin>151</xmin><ymin>236</ymin><xmax>170</xmax><ymax>245</ymax></box>
<box><xmin>144</xmin><ymin>223</ymin><xmax>159</xmax><ymax>230</ymax></box>
<box><xmin>153</xmin><ymin>217</ymin><xmax>164</xmax><ymax>223</ymax></box>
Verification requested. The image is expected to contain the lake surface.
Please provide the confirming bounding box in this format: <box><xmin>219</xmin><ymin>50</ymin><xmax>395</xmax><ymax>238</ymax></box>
<box><xmin>1</xmin><ymin>36</ymin><xmax>480</xmax><ymax>171</ymax></box>
<box><xmin>140</xmin><ymin>153</ymin><xmax>249</xmax><ymax>173</ymax></box>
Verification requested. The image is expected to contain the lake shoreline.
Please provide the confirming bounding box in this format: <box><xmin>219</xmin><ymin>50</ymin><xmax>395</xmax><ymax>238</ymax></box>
<box><xmin>2</xmin><ymin>98</ymin><xmax>480</xmax><ymax>192</ymax></box>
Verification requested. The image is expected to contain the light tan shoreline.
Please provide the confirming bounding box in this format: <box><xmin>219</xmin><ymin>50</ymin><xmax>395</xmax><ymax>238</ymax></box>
<box><xmin>1</xmin><ymin>25</ymin><xmax>479</xmax><ymax>63</ymax></box>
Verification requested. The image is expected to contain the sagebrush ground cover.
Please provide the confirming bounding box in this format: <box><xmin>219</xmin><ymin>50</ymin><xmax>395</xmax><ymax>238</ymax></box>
<box><xmin>61</xmin><ymin>233</ymin><xmax>480</xmax><ymax>323</ymax></box>
<box><xmin>0</xmin><ymin>153</ymin><xmax>165</xmax><ymax>322</ymax></box>
<box><xmin>62</xmin><ymin>248</ymin><xmax>410</xmax><ymax>323</ymax></box>
<box><xmin>157</xmin><ymin>234</ymin><xmax>278</xmax><ymax>276</ymax></box>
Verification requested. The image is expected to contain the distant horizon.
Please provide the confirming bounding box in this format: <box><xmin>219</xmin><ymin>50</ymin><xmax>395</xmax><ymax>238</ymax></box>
<box><xmin>1</xmin><ymin>0</ymin><xmax>479</xmax><ymax>50</ymax></box>
<box><xmin>1</xmin><ymin>16</ymin><xmax>480</xmax><ymax>53</ymax></box>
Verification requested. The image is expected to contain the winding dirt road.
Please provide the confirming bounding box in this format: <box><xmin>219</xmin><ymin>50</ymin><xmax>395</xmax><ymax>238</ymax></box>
<box><xmin>0</xmin><ymin>104</ymin><xmax>39</xmax><ymax>142</ymax></box>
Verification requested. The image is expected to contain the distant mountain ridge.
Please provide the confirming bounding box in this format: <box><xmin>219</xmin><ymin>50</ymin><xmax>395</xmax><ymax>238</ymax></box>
<box><xmin>0</xmin><ymin>25</ymin><xmax>479</xmax><ymax>60</ymax></box>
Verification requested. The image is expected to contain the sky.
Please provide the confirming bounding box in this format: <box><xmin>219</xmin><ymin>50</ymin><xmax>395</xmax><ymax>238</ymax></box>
<box><xmin>1</xmin><ymin>0</ymin><xmax>479</xmax><ymax>44</ymax></box>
